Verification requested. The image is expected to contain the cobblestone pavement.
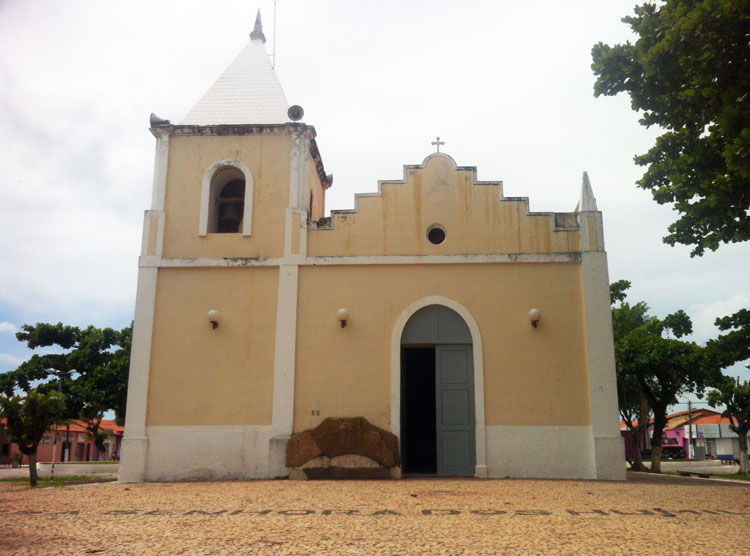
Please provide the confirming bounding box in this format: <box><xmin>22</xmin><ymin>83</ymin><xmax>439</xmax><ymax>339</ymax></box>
<box><xmin>1</xmin><ymin>473</ymin><xmax>748</xmax><ymax>555</ymax></box>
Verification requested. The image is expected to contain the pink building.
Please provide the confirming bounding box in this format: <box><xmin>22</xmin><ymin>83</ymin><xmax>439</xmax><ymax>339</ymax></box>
<box><xmin>620</xmin><ymin>409</ymin><xmax>721</xmax><ymax>459</ymax></box>
<box><xmin>0</xmin><ymin>419</ymin><xmax>124</xmax><ymax>465</ymax></box>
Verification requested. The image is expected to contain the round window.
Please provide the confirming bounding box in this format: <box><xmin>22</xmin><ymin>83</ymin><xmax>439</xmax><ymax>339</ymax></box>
<box><xmin>427</xmin><ymin>225</ymin><xmax>446</xmax><ymax>245</ymax></box>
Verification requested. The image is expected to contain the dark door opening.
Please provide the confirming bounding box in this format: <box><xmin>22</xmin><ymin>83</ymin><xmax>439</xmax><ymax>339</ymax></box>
<box><xmin>401</xmin><ymin>347</ymin><xmax>437</xmax><ymax>474</ymax></box>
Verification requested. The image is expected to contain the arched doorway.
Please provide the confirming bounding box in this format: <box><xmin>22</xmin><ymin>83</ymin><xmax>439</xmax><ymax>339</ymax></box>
<box><xmin>400</xmin><ymin>305</ymin><xmax>475</xmax><ymax>476</ymax></box>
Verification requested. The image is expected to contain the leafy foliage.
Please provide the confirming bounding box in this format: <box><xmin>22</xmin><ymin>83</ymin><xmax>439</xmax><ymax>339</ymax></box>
<box><xmin>708</xmin><ymin>376</ymin><xmax>750</xmax><ymax>474</ymax></box>
<box><xmin>705</xmin><ymin>308</ymin><xmax>750</xmax><ymax>368</ymax></box>
<box><xmin>592</xmin><ymin>1</ymin><xmax>750</xmax><ymax>256</ymax></box>
<box><xmin>0</xmin><ymin>323</ymin><xmax>132</xmax><ymax>456</ymax></box>
<box><xmin>611</xmin><ymin>281</ymin><xmax>653</xmax><ymax>471</ymax></box>
<box><xmin>610</xmin><ymin>280</ymin><xmax>720</xmax><ymax>472</ymax></box>
<box><xmin>0</xmin><ymin>390</ymin><xmax>66</xmax><ymax>486</ymax></box>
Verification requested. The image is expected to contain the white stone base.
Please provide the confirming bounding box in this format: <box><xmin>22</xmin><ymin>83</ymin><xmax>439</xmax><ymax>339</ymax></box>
<box><xmin>119</xmin><ymin>424</ymin><xmax>625</xmax><ymax>482</ymax></box>
<box><xmin>37</xmin><ymin>462</ymin><xmax>119</xmax><ymax>477</ymax></box>
<box><xmin>593</xmin><ymin>435</ymin><xmax>626</xmax><ymax>480</ymax></box>
<box><xmin>119</xmin><ymin>435</ymin><xmax>149</xmax><ymax>483</ymax></box>
<box><xmin>122</xmin><ymin>425</ymin><xmax>285</xmax><ymax>482</ymax></box>
<box><xmin>485</xmin><ymin>425</ymin><xmax>622</xmax><ymax>480</ymax></box>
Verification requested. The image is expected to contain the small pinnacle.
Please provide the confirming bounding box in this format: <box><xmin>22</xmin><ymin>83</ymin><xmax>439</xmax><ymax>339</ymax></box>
<box><xmin>576</xmin><ymin>171</ymin><xmax>598</xmax><ymax>212</ymax></box>
<box><xmin>250</xmin><ymin>9</ymin><xmax>267</xmax><ymax>43</ymax></box>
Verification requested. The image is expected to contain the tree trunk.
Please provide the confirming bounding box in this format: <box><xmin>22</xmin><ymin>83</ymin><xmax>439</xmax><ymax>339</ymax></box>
<box><xmin>650</xmin><ymin>412</ymin><xmax>667</xmax><ymax>474</ymax></box>
<box><xmin>630</xmin><ymin>428</ymin><xmax>647</xmax><ymax>471</ymax></box>
<box><xmin>630</xmin><ymin>395</ymin><xmax>650</xmax><ymax>472</ymax></box>
<box><xmin>28</xmin><ymin>451</ymin><xmax>38</xmax><ymax>487</ymax></box>
<box><xmin>737</xmin><ymin>430</ymin><xmax>749</xmax><ymax>475</ymax></box>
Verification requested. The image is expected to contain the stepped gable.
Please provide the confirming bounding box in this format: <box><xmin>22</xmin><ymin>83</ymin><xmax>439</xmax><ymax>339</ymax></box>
<box><xmin>307</xmin><ymin>152</ymin><xmax>588</xmax><ymax>257</ymax></box>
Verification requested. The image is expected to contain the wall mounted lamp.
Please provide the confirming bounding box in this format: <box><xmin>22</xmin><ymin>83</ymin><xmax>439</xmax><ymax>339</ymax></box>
<box><xmin>337</xmin><ymin>308</ymin><xmax>350</xmax><ymax>328</ymax></box>
<box><xmin>208</xmin><ymin>309</ymin><xmax>221</xmax><ymax>329</ymax></box>
<box><xmin>528</xmin><ymin>308</ymin><xmax>541</xmax><ymax>328</ymax></box>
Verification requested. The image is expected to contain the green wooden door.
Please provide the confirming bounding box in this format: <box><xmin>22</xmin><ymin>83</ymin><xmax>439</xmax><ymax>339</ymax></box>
<box><xmin>435</xmin><ymin>345</ymin><xmax>475</xmax><ymax>476</ymax></box>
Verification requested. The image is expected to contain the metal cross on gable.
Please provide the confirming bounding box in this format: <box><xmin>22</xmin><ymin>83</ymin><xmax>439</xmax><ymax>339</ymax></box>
<box><xmin>431</xmin><ymin>136</ymin><xmax>445</xmax><ymax>153</ymax></box>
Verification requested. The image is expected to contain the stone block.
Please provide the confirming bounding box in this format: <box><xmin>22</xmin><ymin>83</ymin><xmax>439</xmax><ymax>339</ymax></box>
<box><xmin>286</xmin><ymin>417</ymin><xmax>401</xmax><ymax>477</ymax></box>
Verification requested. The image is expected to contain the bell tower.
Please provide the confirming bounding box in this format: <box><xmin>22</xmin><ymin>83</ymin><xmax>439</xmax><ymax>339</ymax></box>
<box><xmin>121</xmin><ymin>11</ymin><xmax>331</xmax><ymax>482</ymax></box>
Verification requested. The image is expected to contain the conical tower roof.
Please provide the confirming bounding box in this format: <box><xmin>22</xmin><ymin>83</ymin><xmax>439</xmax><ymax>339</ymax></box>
<box><xmin>181</xmin><ymin>11</ymin><xmax>290</xmax><ymax>125</ymax></box>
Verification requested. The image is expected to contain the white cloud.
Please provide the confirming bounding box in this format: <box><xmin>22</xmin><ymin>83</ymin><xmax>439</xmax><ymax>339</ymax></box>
<box><xmin>689</xmin><ymin>292</ymin><xmax>750</xmax><ymax>344</ymax></box>
<box><xmin>0</xmin><ymin>353</ymin><xmax>25</xmax><ymax>368</ymax></box>
<box><xmin>0</xmin><ymin>322</ymin><xmax>18</xmax><ymax>334</ymax></box>
<box><xmin>0</xmin><ymin>0</ymin><xmax>747</xmax><ymax>349</ymax></box>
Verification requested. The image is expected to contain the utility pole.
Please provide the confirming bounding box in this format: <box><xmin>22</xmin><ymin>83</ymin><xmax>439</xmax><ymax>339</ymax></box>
<box><xmin>49</xmin><ymin>368</ymin><xmax>74</xmax><ymax>481</ymax></box>
<box><xmin>688</xmin><ymin>399</ymin><xmax>693</xmax><ymax>459</ymax></box>
<box><xmin>272</xmin><ymin>0</ymin><xmax>278</xmax><ymax>68</ymax></box>
<box><xmin>49</xmin><ymin>369</ymin><xmax>64</xmax><ymax>482</ymax></box>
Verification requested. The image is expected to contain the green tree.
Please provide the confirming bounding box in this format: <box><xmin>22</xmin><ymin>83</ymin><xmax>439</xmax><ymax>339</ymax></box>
<box><xmin>613</xmin><ymin>284</ymin><xmax>719</xmax><ymax>472</ymax></box>
<box><xmin>0</xmin><ymin>390</ymin><xmax>66</xmax><ymax>486</ymax></box>
<box><xmin>704</xmin><ymin>309</ymin><xmax>750</xmax><ymax>475</ymax></box>
<box><xmin>1</xmin><ymin>322</ymin><xmax>132</xmax><ymax>459</ymax></box>
<box><xmin>707</xmin><ymin>377</ymin><xmax>750</xmax><ymax>475</ymax></box>
<box><xmin>591</xmin><ymin>0</ymin><xmax>750</xmax><ymax>257</ymax></box>
<box><xmin>611</xmin><ymin>280</ymin><xmax>652</xmax><ymax>471</ymax></box>
<box><xmin>593</xmin><ymin>2</ymin><xmax>750</xmax><ymax>455</ymax></box>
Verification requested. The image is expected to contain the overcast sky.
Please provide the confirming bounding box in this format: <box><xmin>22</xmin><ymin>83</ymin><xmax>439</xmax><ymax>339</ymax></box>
<box><xmin>1</xmin><ymin>0</ymin><xmax>748</xmax><ymax>400</ymax></box>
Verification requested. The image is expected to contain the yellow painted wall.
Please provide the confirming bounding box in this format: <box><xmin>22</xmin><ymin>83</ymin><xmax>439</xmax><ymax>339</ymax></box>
<box><xmin>162</xmin><ymin>133</ymin><xmax>292</xmax><ymax>259</ymax></box>
<box><xmin>146</xmin><ymin>267</ymin><xmax>278</xmax><ymax>426</ymax></box>
<box><xmin>293</xmin><ymin>263</ymin><xmax>590</xmax><ymax>433</ymax></box>
<box><xmin>308</xmin><ymin>155</ymin><xmax>581</xmax><ymax>257</ymax></box>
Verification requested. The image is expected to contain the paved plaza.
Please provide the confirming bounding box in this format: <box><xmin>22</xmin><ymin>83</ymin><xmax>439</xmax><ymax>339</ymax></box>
<box><xmin>1</xmin><ymin>473</ymin><xmax>748</xmax><ymax>555</ymax></box>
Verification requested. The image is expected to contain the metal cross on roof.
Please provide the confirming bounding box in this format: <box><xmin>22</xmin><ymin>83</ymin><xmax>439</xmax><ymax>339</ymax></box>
<box><xmin>431</xmin><ymin>136</ymin><xmax>445</xmax><ymax>153</ymax></box>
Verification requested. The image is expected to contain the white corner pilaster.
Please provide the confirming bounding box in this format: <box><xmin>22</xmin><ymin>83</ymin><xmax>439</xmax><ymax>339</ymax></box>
<box><xmin>581</xmin><ymin>250</ymin><xmax>625</xmax><ymax>480</ymax></box>
<box><xmin>289</xmin><ymin>129</ymin><xmax>312</xmax><ymax>211</ymax></box>
<box><xmin>269</xmin><ymin>264</ymin><xmax>299</xmax><ymax>474</ymax></box>
<box><xmin>150</xmin><ymin>132</ymin><xmax>170</xmax><ymax>211</ymax></box>
<box><xmin>120</xmin><ymin>265</ymin><xmax>158</xmax><ymax>482</ymax></box>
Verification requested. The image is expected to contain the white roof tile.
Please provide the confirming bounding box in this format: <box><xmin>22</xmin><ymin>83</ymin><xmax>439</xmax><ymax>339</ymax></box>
<box><xmin>181</xmin><ymin>31</ymin><xmax>290</xmax><ymax>125</ymax></box>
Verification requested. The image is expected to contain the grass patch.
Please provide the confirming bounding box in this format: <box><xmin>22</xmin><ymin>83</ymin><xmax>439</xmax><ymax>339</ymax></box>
<box><xmin>658</xmin><ymin>470</ymin><xmax>750</xmax><ymax>482</ymax></box>
<box><xmin>711</xmin><ymin>473</ymin><xmax>750</xmax><ymax>482</ymax></box>
<box><xmin>44</xmin><ymin>461</ymin><xmax>118</xmax><ymax>465</ymax></box>
<box><xmin>0</xmin><ymin>475</ymin><xmax>99</xmax><ymax>487</ymax></box>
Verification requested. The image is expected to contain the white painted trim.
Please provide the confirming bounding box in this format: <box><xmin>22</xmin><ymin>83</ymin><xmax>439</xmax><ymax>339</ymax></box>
<box><xmin>282</xmin><ymin>209</ymin><xmax>309</xmax><ymax>258</ymax></box>
<box><xmin>284</xmin><ymin>210</ymin><xmax>293</xmax><ymax>257</ymax></box>
<box><xmin>305</xmin><ymin>253</ymin><xmax>579</xmax><ymax>266</ymax></box>
<box><xmin>421</xmin><ymin>152</ymin><xmax>458</xmax><ymax>168</ymax></box>
<box><xmin>580</xmin><ymin>251</ymin><xmax>625</xmax><ymax>480</ymax></box>
<box><xmin>151</xmin><ymin>134</ymin><xmax>169</xmax><ymax>211</ymax></box>
<box><xmin>139</xmin><ymin>252</ymin><xmax>582</xmax><ymax>269</ymax></box>
<box><xmin>198</xmin><ymin>158</ymin><xmax>255</xmax><ymax>237</ymax></box>
<box><xmin>296</xmin><ymin>210</ymin><xmax>307</xmax><ymax>258</ymax></box>
<box><xmin>289</xmin><ymin>130</ymin><xmax>313</xmax><ymax>211</ymax></box>
<box><xmin>155</xmin><ymin>210</ymin><xmax>166</xmax><ymax>258</ymax></box>
<box><xmin>143</xmin><ymin>425</ymin><xmax>279</xmax><ymax>481</ymax></box>
<box><xmin>271</xmin><ymin>265</ymin><xmax>299</xmax><ymax>436</ymax></box>
<box><xmin>120</xmin><ymin>266</ymin><xmax>158</xmax><ymax>482</ymax></box>
<box><xmin>390</xmin><ymin>296</ymin><xmax>487</xmax><ymax>478</ymax></box>
<box><xmin>485</xmin><ymin>425</ymin><xmax>602</xmax><ymax>479</ymax></box>
<box><xmin>139</xmin><ymin>211</ymin><xmax>153</xmax><ymax>257</ymax></box>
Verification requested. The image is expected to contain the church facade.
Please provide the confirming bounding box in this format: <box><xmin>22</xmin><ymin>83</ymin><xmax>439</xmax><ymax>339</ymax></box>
<box><xmin>121</xmin><ymin>15</ymin><xmax>625</xmax><ymax>482</ymax></box>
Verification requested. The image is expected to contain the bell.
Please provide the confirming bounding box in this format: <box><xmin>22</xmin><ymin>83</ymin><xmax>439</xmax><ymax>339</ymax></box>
<box><xmin>218</xmin><ymin>203</ymin><xmax>242</xmax><ymax>233</ymax></box>
<box><xmin>221</xmin><ymin>203</ymin><xmax>241</xmax><ymax>222</ymax></box>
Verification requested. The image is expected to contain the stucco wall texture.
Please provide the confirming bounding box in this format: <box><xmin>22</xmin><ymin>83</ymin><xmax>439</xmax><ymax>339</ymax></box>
<box><xmin>124</xmin><ymin>122</ymin><xmax>622</xmax><ymax>481</ymax></box>
<box><xmin>293</xmin><ymin>263</ymin><xmax>590</xmax><ymax>433</ymax></box>
<box><xmin>309</xmin><ymin>155</ymin><xmax>581</xmax><ymax>257</ymax></box>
